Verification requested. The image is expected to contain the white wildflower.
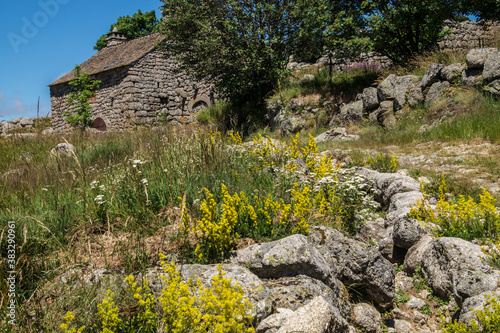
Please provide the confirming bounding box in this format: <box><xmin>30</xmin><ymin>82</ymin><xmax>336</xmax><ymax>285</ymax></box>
<box><xmin>141</xmin><ymin>178</ymin><xmax>148</xmax><ymax>185</ymax></box>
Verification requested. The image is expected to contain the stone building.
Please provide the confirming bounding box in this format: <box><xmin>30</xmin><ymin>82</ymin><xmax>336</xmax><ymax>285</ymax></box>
<box><xmin>438</xmin><ymin>20</ymin><xmax>500</xmax><ymax>53</ymax></box>
<box><xmin>49</xmin><ymin>29</ymin><xmax>213</xmax><ymax>132</ymax></box>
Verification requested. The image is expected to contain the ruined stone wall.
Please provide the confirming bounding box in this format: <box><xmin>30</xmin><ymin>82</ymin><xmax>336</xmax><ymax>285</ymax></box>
<box><xmin>50</xmin><ymin>50</ymin><xmax>213</xmax><ymax>133</ymax></box>
<box><xmin>437</xmin><ymin>20</ymin><xmax>500</xmax><ymax>53</ymax></box>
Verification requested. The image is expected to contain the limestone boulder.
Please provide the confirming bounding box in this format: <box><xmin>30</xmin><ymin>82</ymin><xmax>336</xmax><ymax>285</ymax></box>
<box><xmin>421</xmin><ymin>237</ymin><xmax>500</xmax><ymax>300</ymax></box>
<box><xmin>10</xmin><ymin>117</ymin><xmax>22</xmax><ymax>124</ymax></box>
<box><xmin>424</xmin><ymin>81</ymin><xmax>450</xmax><ymax>108</ymax></box>
<box><xmin>392</xmin><ymin>217</ymin><xmax>431</xmax><ymax>250</ymax></box>
<box><xmin>50</xmin><ymin>143</ymin><xmax>76</xmax><ymax>157</ymax></box>
<box><xmin>256</xmin><ymin>308</ymin><xmax>294</xmax><ymax>333</ymax></box>
<box><xmin>264</xmin><ymin>275</ymin><xmax>351</xmax><ymax>319</ymax></box>
<box><xmin>403</xmin><ymin>235</ymin><xmax>433</xmax><ymax>274</ymax></box>
<box><xmin>315</xmin><ymin>127</ymin><xmax>359</xmax><ymax>143</ymax></box>
<box><xmin>361</xmin><ymin>87</ymin><xmax>380</xmax><ymax>110</ymax></box>
<box><xmin>230</xmin><ymin>234</ymin><xmax>335</xmax><ymax>287</ymax></box>
<box><xmin>275</xmin><ymin>296</ymin><xmax>349</xmax><ymax>333</ymax></box>
<box><xmin>420</xmin><ymin>63</ymin><xmax>445</xmax><ymax>89</ymax></box>
<box><xmin>462</xmin><ymin>69</ymin><xmax>483</xmax><ymax>86</ymax></box>
<box><xmin>459</xmin><ymin>291</ymin><xmax>500</xmax><ymax>326</ymax></box>
<box><xmin>484</xmin><ymin>79</ymin><xmax>500</xmax><ymax>96</ymax></box>
<box><xmin>407</xmin><ymin>84</ymin><xmax>424</xmax><ymax>108</ymax></box>
<box><xmin>378</xmin><ymin>75</ymin><xmax>418</xmax><ymax>108</ymax></box>
<box><xmin>385</xmin><ymin>191</ymin><xmax>425</xmax><ymax>223</ymax></box>
<box><xmin>280</xmin><ymin>116</ymin><xmax>305</xmax><ymax>135</ymax></box>
<box><xmin>339</xmin><ymin>101</ymin><xmax>364</xmax><ymax>122</ymax></box>
<box><xmin>176</xmin><ymin>264</ymin><xmax>273</xmax><ymax>321</ymax></box>
<box><xmin>351</xmin><ymin>303</ymin><xmax>382</xmax><ymax>333</ymax></box>
<box><xmin>309</xmin><ymin>226</ymin><xmax>395</xmax><ymax>310</ymax></box>
<box><xmin>378</xmin><ymin>74</ymin><xmax>399</xmax><ymax>101</ymax></box>
<box><xmin>440</xmin><ymin>63</ymin><xmax>466</xmax><ymax>82</ymax></box>
<box><xmin>482</xmin><ymin>50</ymin><xmax>500</xmax><ymax>83</ymax></box>
<box><xmin>466</xmin><ymin>48</ymin><xmax>498</xmax><ymax>69</ymax></box>
<box><xmin>19</xmin><ymin>117</ymin><xmax>34</xmax><ymax>127</ymax></box>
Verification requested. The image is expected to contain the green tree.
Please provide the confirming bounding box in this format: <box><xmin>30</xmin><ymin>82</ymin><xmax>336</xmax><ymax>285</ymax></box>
<box><xmin>159</xmin><ymin>0</ymin><xmax>307</xmax><ymax>121</ymax></box>
<box><xmin>64</xmin><ymin>65</ymin><xmax>101</xmax><ymax>130</ymax></box>
<box><xmin>296</xmin><ymin>0</ymin><xmax>371</xmax><ymax>82</ymax></box>
<box><xmin>461</xmin><ymin>0</ymin><xmax>500</xmax><ymax>20</ymax></box>
<box><xmin>365</xmin><ymin>0</ymin><xmax>464</xmax><ymax>64</ymax></box>
<box><xmin>94</xmin><ymin>9</ymin><xmax>159</xmax><ymax>51</ymax></box>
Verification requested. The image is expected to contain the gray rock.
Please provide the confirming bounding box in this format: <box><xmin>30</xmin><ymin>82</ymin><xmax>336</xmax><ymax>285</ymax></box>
<box><xmin>420</xmin><ymin>63</ymin><xmax>445</xmax><ymax>89</ymax></box>
<box><xmin>351</xmin><ymin>303</ymin><xmax>382</xmax><ymax>333</ymax></box>
<box><xmin>484</xmin><ymin>79</ymin><xmax>500</xmax><ymax>96</ymax></box>
<box><xmin>19</xmin><ymin>117</ymin><xmax>34</xmax><ymax>127</ymax></box>
<box><xmin>393</xmin><ymin>217</ymin><xmax>431</xmax><ymax>250</ymax></box>
<box><xmin>369</xmin><ymin>109</ymin><xmax>381</xmax><ymax>124</ymax></box>
<box><xmin>441</xmin><ymin>63</ymin><xmax>466</xmax><ymax>82</ymax></box>
<box><xmin>378</xmin><ymin>75</ymin><xmax>418</xmax><ymax>108</ymax></box>
<box><xmin>403</xmin><ymin>235</ymin><xmax>433</xmax><ymax>275</ymax></box>
<box><xmin>301</xmin><ymin>74</ymin><xmax>315</xmax><ymax>81</ymax></box>
<box><xmin>392</xmin><ymin>308</ymin><xmax>411</xmax><ymax>321</ymax></box>
<box><xmin>412</xmin><ymin>310</ymin><xmax>428</xmax><ymax>325</ymax></box>
<box><xmin>276</xmin><ymin>296</ymin><xmax>349</xmax><ymax>333</ymax></box>
<box><xmin>2</xmin><ymin>122</ymin><xmax>18</xmax><ymax>133</ymax></box>
<box><xmin>309</xmin><ymin>226</ymin><xmax>395</xmax><ymax>310</ymax></box>
<box><xmin>385</xmin><ymin>191</ymin><xmax>424</xmax><ymax>223</ymax></box>
<box><xmin>362</xmin><ymin>87</ymin><xmax>380</xmax><ymax>110</ymax></box>
<box><xmin>360</xmin><ymin>217</ymin><xmax>387</xmax><ymax>242</ymax></box>
<box><xmin>424</xmin><ymin>81</ymin><xmax>450</xmax><ymax>108</ymax></box>
<box><xmin>421</xmin><ymin>237</ymin><xmax>498</xmax><ymax>300</ymax></box>
<box><xmin>10</xmin><ymin>117</ymin><xmax>22</xmax><ymax>124</ymax></box>
<box><xmin>462</xmin><ymin>69</ymin><xmax>483</xmax><ymax>86</ymax></box>
<box><xmin>459</xmin><ymin>291</ymin><xmax>500</xmax><ymax>326</ymax></box>
<box><xmin>408</xmin><ymin>84</ymin><xmax>424</xmax><ymax>108</ymax></box>
<box><xmin>280</xmin><ymin>116</ymin><xmax>306</xmax><ymax>135</ymax></box>
<box><xmin>50</xmin><ymin>143</ymin><xmax>76</xmax><ymax>157</ymax></box>
<box><xmin>483</xmin><ymin>50</ymin><xmax>500</xmax><ymax>83</ymax></box>
<box><xmin>378</xmin><ymin>74</ymin><xmax>398</xmax><ymax>101</ymax></box>
<box><xmin>394</xmin><ymin>76</ymin><xmax>419</xmax><ymax>109</ymax></box>
<box><xmin>374</xmin><ymin>100</ymin><xmax>396</xmax><ymax>128</ymax></box>
<box><xmin>285</xmin><ymin>158</ymin><xmax>309</xmax><ymax>174</ymax></box>
<box><xmin>175</xmin><ymin>264</ymin><xmax>273</xmax><ymax>322</ymax></box>
<box><xmin>339</xmin><ymin>101</ymin><xmax>364</xmax><ymax>122</ymax></box>
<box><xmin>394</xmin><ymin>319</ymin><xmax>412</xmax><ymax>333</ymax></box>
<box><xmin>466</xmin><ymin>48</ymin><xmax>498</xmax><ymax>69</ymax></box>
<box><xmin>230</xmin><ymin>234</ymin><xmax>335</xmax><ymax>287</ymax></box>
<box><xmin>256</xmin><ymin>308</ymin><xmax>294</xmax><ymax>333</ymax></box>
<box><xmin>315</xmin><ymin>127</ymin><xmax>359</xmax><ymax>143</ymax></box>
<box><xmin>265</xmin><ymin>275</ymin><xmax>350</xmax><ymax>319</ymax></box>
<box><xmin>42</xmin><ymin>127</ymin><xmax>54</xmax><ymax>135</ymax></box>
<box><xmin>406</xmin><ymin>296</ymin><xmax>426</xmax><ymax>310</ymax></box>
<box><xmin>394</xmin><ymin>272</ymin><xmax>413</xmax><ymax>292</ymax></box>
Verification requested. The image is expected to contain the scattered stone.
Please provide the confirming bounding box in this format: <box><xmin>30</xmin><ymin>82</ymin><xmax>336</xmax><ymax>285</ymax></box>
<box><xmin>315</xmin><ymin>127</ymin><xmax>360</xmax><ymax>143</ymax></box>
<box><xmin>19</xmin><ymin>117</ymin><xmax>34</xmax><ymax>127</ymax></box>
<box><xmin>403</xmin><ymin>235</ymin><xmax>433</xmax><ymax>275</ymax></box>
<box><xmin>395</xmin><ymin>272</ymin><xmax>413</xmax><ymax>292</ymax></box>
<box><xmin>256</xmin><ymin>308</ymin><xmax>294</xmax><ymax>333</ymax></box>
<box><xmin>280</xmin><ymin>116</ymin><xmax>306</xmax><ymax>135</ymax></box>
<box><xmin>483</xmin><ymin>50</ymin><xmax>500</xmax><ymax>83</ymax></box>
<box><xmin>230</xmin><ymin>234</ymin><xmax>335</xmax><ymax>286</ymax></box>
<box><xmin>265</xmin><ymin>275</ymin><xmax>351</xmax><ymax>319</ymax></box>
<box><xmin>466</xmin><ymin>48</ymin><xmax>498</xmax><ymax>69</ymax></box>
<box><xmin>483</xmin><ymin>79</ymin><xmax>500</xmax><ymax>96</ymax></box>
<box><xmin>361</xmin><ymin>87</ymin><xmax>380</xmax><ymax>110</ymax></box>
<box><xmin>393</xmin><ymin>217</ymin><xmax>431</xmax><ymax>250</ymax></box>
<box><xmin>425</xmin><ymin>81</ymin><xmax>450</xmax><ymax>108</ymax></box>
<box><xmin>407</xmin><ymin>296</ymin><xmax>427</xmax><ymax>310</ymax></box>
<box><xmin>42</xmin><ymin>127</ymin><xmax>55</xmax><ymax>135</ymax></box>
<box><xmin>440</xmin><ymin>63</ymin><xmax>466</xmax><ymax>82</ymax></box>
<box><xmin>301</xmin><ymin>74</ymin><xmax>315</xmax><ymax>81</ymax></box>
<box><xmin>309</xmin><ymin>226</ymin><xmax>395</xmax><ymax>310</ymax></box>
<box><xmin>339</xmin><ymin>101</ymin><xmax>364</xmax><ymax>122</ymax></box>
<box><xmin>420</xmin><ymin>63</ymin><xmax>445</xmax><ymax>89</ymax></box>
<box><xmin>351</xmin><ymin>303</ymin><xmax>382</xmax><ymax>333</ymax></box>
<box><xmin>394</xmin><ymin>319</ymin><xmax>413</xmax><ymax>333</ymax></box>
<box><xmin>462</xmin><ymin>69</ymin><xmax>483</xmax><ymax>86</ymax></box>
<box><xmin>50</xmin><ymin>143</ymin><xmax>76</xmax><ymax>157</ymax></box>
<box><xmin>276</xmin><ymin>296</ymin><xmax>349</xmax><ymax>333</ymax></box>
<box><xmin>408</xmin><ymin>84</ymin><xmax>424</xmax><ymax>108</ymax></box>
<box><xmin>10</xmin><ymin>117</ymin><xmax>22</xmax><ymax>124</ymax></box>
<box><xmin>360</xmin><ymin>217</ymin><xmax>387</xmax><ymax>242</ymax></box>
<box><xmin>392</xmin><ymin>308</ymin><xmax>411</xmax><ymax>321</ymax></box>
<box><xmin>413</xmin><ymin>310</ymin><xmax>428</xmax><ymax>325</ymax></box>
<box><xmin>459</xmin><ymin>291</ymin><xmax>500</xmax><ymax>326</ymax></box>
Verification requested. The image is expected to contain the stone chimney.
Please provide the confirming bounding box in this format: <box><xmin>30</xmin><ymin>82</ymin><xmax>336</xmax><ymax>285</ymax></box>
<box><xmin>105</xmin><ymin>27</ymin><xmax>127</xmax><ymax>47</ymax></box>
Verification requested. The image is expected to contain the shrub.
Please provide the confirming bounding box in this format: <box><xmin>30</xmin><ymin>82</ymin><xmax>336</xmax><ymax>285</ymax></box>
<box><xmin>441</xmin><ymin>294</ymin><xmax>500</xmax><ymax>332</ymax></box>
<box><xmin>409</xmin><ymin>176</ymin><xmax>500</xmax><ymax>241</ymax></box>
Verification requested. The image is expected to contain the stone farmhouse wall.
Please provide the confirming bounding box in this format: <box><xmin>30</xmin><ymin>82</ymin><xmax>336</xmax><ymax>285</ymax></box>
<box><xmin>50</xmin><ymin>51</ymin><xmax>213</xmax><ymax>133</ymax></box>
<box><xmin>438</xmin><ymin>20</ymin><xmax>500</xmax><ymax>53</ymax></box>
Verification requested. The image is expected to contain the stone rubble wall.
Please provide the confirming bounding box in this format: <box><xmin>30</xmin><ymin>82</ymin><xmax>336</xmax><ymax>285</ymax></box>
<box><xmin>438</xmin><ymin>20</ymin><xmax>500</xmax><ymax>53</ymax></box>
<box><xmin>50</xmin><ymin>50</ymin><xmax>213</xmax><ymax>133</ymax></box>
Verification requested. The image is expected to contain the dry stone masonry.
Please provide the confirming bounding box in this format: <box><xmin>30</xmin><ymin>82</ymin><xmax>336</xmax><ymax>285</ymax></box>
<box><xmin>438</xmin><ymin>20</ymin><xmax>500</xmax><ymax>53</ymax></box>
<box><xmin>49</xmin><ymin>32</ymin><xmax>213</xmax><ymax>133</ymax></box>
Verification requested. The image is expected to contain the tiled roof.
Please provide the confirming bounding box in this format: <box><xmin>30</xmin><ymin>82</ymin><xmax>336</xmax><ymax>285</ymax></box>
<box><xmin>50</xmin><ymin>33</ymin><xmax>166</xmax><ymax>86</ymax></box>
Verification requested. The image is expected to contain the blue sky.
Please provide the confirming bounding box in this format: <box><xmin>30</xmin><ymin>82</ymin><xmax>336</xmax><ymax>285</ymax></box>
<box><xmin>0</xmin><ymin>0</ymin><xmax>162</xmax><ymax>121</ymax></box>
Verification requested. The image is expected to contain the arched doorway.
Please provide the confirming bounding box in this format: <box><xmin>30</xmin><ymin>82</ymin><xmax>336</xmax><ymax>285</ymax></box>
<box><xmin>93</xmin><ymin>117</ymin><xmax>107</xmax><ymax>131</ymax></box>
<box><xmin>192</xmin><ymin>101</ymin><xmax>208</xmax><ymax>112</ymax></box>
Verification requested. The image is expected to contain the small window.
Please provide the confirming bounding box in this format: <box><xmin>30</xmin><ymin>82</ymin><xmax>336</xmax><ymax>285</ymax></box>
<box><xmin>160</xmin><ymin>97</ymin><xmax>169</xmax><ymax>104</ymax></box>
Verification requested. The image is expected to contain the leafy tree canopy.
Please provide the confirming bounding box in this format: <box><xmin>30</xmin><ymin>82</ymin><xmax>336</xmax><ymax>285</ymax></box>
<box><xmin>159</xmin><ymin>0</ymin><xmax>307</xmax><ymax>117</ymax></box>
<box><xmin>94</xmin><ymin>9</ymin><xmax>159</xmax><ymax>51</ymax></box>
